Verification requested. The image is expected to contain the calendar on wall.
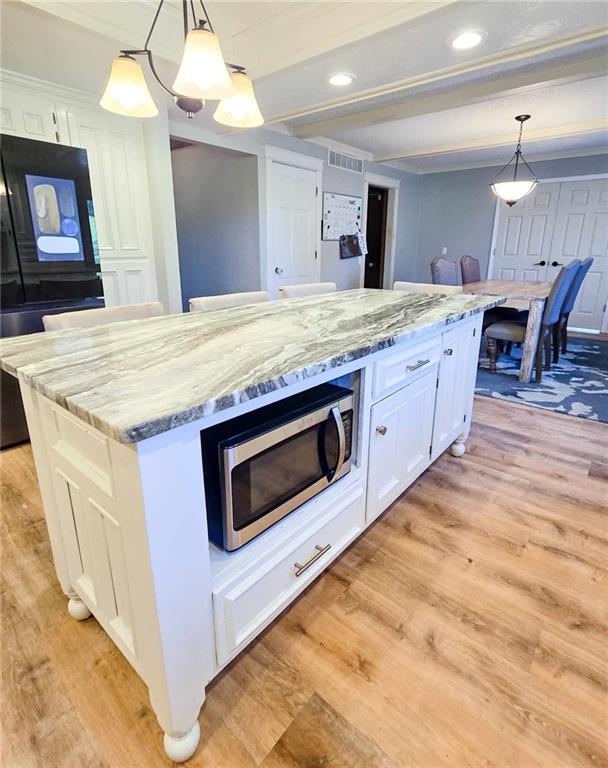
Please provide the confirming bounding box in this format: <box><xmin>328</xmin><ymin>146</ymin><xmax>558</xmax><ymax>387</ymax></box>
<box><xmin>322</xmin><ymin>192</ymin><xmax>362</xmax><ymax>241</ymax></box>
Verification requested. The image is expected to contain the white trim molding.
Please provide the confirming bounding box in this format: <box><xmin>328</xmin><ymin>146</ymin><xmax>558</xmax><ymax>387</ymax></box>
<box><xmin>361</xmin><ymin>172</ymin><xmax>400</xmax><ymax>290</ymax></box>
<box><xmin>262</xmin><ymin>144</ymin><xmax>324</xmax><ymax>172</ymax></box>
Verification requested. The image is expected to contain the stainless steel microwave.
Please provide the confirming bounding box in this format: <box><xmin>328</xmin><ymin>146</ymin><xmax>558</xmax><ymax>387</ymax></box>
<box><xmin>202</xmin><ymin>383</ymin><xmax>354</xmax><ymax>551</ymax></box>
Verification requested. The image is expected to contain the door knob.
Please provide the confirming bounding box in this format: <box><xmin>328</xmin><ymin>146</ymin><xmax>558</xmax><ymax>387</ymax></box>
<box><xmin>376</xmin><ymin>425</ymin><xmax>388</xmax><ymax>435</ymax></box>
<box><xmin>274</xmin><ymin>267</ymin><xmax>283</xmax><ymax>274</ymax></box>
<box><xmin>444</xmin><ymin>348</ymin><xmax>453</xmax><ymax>356</ymax></box>
<box><xmin>533</xmin><ymin>261</ymin><xmax>546</xmax><ymax>266</ymax></box>
<box><xmin>551</xmin><ymin>261</ymin><xmax>563</xmax><ymax>267</ymax></box>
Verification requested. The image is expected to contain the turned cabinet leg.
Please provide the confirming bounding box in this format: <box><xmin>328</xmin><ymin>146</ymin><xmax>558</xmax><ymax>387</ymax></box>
<box><xmin>67</xmin><ymin>592</ymin><xmax>91</xmax><ymax>621</ymax></box>
<box><xmin>450</xmin><ymin>436</ymin><xmax>466</xmax><ymax>458</ymax></box>
<box><xmin>163</xmin><ymin>720</ymin><xmax>201</xmax><ymax>763</ymax></box>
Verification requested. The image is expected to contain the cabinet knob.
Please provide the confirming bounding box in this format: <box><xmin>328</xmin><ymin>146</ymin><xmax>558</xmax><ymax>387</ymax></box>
<box><xmin>274</xmin><ymin>267</ymin><xmax>283</xmax><ymax>274</ymax></box>
<box><xmin>376</xmin><ymin>425</ymin><xmax>388</xmax><ymax>435</ymax></box>
<box><xmin>444</xmin><ymin>348</ymin><xmax>453</xmax><ymax>356</ymax></box>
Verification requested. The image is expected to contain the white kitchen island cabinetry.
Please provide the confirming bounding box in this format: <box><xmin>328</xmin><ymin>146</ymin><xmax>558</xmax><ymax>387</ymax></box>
<box><xmin>0</xmin><ymin>289</ymin><xmax>501</xmax><ymax>762</ymax></box>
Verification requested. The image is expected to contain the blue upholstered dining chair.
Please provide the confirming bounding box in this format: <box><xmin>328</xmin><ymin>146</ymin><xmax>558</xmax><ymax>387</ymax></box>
<box><xmin>430</xmin><ymin>256</ymin><xmax>460</xmax><ymax>286</ymax></box>
<box><xmin>485</xmin><ymin>261</ymin><xmax>580</xmax><ymax>384</ymax></box>
<box><xmin>555</xmin><ymin>257</ymin><xmax>593</xmax><ymax>358</ymax></box>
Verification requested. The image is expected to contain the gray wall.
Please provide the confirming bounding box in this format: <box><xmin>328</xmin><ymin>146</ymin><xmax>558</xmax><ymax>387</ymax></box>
<box><xmin>171</xmin><ymin>144</ymin><xmax>260</xmax><ymax>311</ymax></box>
<box><xmin>411</xmin><ymin>154</ymin><xmax>608</xmax><ymax>283</ymax></box>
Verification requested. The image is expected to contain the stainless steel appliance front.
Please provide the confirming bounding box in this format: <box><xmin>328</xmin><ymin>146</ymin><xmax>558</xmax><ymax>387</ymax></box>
<box><xmin>221</xmin><ymin>393</ymin><xmax>353</xmax><ymax>550</ymax></box>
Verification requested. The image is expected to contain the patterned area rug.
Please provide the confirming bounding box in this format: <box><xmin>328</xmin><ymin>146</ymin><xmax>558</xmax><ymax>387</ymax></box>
<box><xmin>476</xmin><ymin>337</ymin><xmax>608</xmax><ymax>423</ymax></box>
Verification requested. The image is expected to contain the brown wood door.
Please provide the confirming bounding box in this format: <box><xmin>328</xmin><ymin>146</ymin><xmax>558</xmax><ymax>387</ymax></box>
<box><xmin>364</xmin><ymin>186</ymin><xmax>388</xmax><ymax>289</ymax></box>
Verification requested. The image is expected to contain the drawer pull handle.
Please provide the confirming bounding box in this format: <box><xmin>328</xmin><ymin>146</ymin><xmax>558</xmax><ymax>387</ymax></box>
<box><xmin>444</xmin><ymin>348</ymin><xmax>453</xmax><ymax>356</ymax></box>
<box><xmin>376</xmin><ymin>425</ymin><xmax>388</xmax><ymax>435</ymax></box>
<box><xmin>406</xmin><ymin>358</ymin><xmax>430</xmax><ymax>372</ymax></box>
<box><xmin>294</xmin><ymin>544</ymin><xmax>332</xmax><ymax>577</ymax></box>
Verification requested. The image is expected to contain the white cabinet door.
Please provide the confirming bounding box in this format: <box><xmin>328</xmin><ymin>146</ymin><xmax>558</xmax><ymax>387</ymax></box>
<box><xmin>491</xmin><ymin>183</ymin><xmax>560</xmax><ymax>281</ymax></box>
<box><xmin>268</xmin><ymin>162</ymin><xmax>319</xmax><ymax>296</ymax></box>
<box><xmin>0</xmin><ymin>85</ymin><xmax>61</xmax><ymax>143</ymax></box>
<box><xmin>367</xmin><ymin>367</ymin><xmax>437</xmax><ymax>522</ymax></box>
<box><xmin>432</xmin><ymin>320</ymin><xmax>480</xmax><ymax>460</ymax></box>
<box><xmin>64</xmin><ymin>105</ymin><xmax>158</xmax><ymax>306</ymax></box>
<box><xmin>548</xmin><ymin>179</ymin><xmax>608</xmax><ymax>331</ymax></box>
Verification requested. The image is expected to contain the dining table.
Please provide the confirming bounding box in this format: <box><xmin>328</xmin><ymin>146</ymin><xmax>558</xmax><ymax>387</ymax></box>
<box><xmin>464</xmin><ymin>279</ymin><xmax>553</xmax><ymax>383</ymax></box>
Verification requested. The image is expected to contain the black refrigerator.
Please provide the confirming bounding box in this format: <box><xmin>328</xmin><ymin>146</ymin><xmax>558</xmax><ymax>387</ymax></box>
<box><xmin>1</xmin><ymin>134</ymin><xmax>105</xmax><ymax>448</ymax></box>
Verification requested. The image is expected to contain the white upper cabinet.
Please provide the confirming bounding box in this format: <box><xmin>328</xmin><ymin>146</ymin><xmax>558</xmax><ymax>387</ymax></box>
<box><xmin>0</xmin><ymin>83</ymin><xmax>61</xmax><ymax>143</ymax></box>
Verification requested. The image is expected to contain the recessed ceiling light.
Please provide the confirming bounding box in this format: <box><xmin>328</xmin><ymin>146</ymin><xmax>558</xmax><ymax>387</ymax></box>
<box><xmin>328</xmin><ymin>73</ymin><xmax>353</xmax><ymax>87</ymax></box>
<box><xmin>452</xmin><ymin>31</ymin><xmax>483</xmax><ymax>50</ymax></box>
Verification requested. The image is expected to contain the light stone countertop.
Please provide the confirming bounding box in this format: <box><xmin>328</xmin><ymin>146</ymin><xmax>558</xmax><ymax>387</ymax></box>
<box><xmin>0</xmin><ymin>289</ymin><xmax>505</xmax><ymax>443</ymax></box>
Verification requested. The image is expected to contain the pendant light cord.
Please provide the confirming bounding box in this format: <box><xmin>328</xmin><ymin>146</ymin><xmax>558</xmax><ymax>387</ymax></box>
<box><xmin>491</xmin><ymin>116</ymin><xmax>536</xmax><ymax>186</ymax></box>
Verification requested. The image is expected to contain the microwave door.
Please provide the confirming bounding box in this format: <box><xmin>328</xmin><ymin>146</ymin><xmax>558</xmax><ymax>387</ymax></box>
<box><xmin>319</xmin><ymin>406</ymin><xmax>346</xmax><ymax>482</ymax></box>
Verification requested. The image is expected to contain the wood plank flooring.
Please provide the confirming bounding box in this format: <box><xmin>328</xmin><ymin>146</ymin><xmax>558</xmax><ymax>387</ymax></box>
<box><xmin>2</xmin><ymin>398</ymin><xmax>607</xmax><ymax>768</ymax></box>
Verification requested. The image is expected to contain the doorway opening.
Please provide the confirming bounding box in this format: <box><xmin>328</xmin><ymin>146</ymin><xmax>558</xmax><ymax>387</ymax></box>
<box><xmin>170</xmin><ymin>138</ymin><xmax>260</xmax><ymax>311</ymax></box>
<box><xmin>364</xmin><ymin>186</ymin><xmax>388</xmax><ymax>289</ymax></box>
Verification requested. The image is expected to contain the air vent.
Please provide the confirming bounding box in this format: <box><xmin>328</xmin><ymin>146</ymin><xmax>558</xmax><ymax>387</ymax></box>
<box><xmin>328</xmin><ymin>149</ymin><xmax>363</xmax><ymax>174</ymax></box>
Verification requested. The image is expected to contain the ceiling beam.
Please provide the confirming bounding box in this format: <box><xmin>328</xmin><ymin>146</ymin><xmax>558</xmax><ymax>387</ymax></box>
<box><xmin>372</xmin><ymin>119</ymin><xmax>608</xmax><ymax>163</ymax></box>
<box><xmin>290</xmin><ymin>44</ymin><xmax>607</xmax><ymax>139</ymax></box>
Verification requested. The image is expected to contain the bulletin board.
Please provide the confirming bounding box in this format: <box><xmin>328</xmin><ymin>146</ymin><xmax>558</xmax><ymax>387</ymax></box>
<box><xmin>322</xmin><ymin>192</ymin><xmax>362</xmax><ymax>241</ymax></box>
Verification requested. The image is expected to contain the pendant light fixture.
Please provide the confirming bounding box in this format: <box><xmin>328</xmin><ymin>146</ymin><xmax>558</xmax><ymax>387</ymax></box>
<box><xmin>491</xmin><ymin>115</ymin><xmax>537</xmax><ymax>206</ymax></box>
<box><xmin>100</xmin><ymin>0</ymin><xmax>264</xmax><ymax>126</ymax></box>
<box><xmin>213</xmin><ymin>70</ymin><xmax>264</xmax><ymax>128</ymax></box>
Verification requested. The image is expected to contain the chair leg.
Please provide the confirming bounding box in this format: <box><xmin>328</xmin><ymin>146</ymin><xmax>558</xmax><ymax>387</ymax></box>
<box><xmin>552</xmin><ymin>324</ymin><xmax>560</xmax><ymax>364</ymax></box>
<box><xmin>544</xmin><ymin>334</ymin><xmax>552</xmax><ymax>370</ymax></box>
<box><xmin>561</xmin><ymin>313</ymin><xmax>569</xmax><ymax>354</ymax></box>
<box><xmin>505</xmin><ymin>342</ymin><xmax>513</xmax><ymax>356</ymax></box>
<box><xmin>487</xmin><ymin>337</ymin><xmax>498</xmax><ymax>373</ymax></box>
<box><xmin>535</xmin><ymin>333</ymin><xmax>544</xmax><ymax>384</ymax></box>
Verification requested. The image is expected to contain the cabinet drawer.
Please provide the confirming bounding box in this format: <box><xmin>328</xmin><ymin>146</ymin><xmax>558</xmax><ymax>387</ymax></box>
<box><xmin>373</xmin><ymin>339</ymin><xmax>440</xmax><ymax>400</ymax></box>
<box><xmin>212</xmin><ymin>483</ymin><xmax>365</xmax><ymax>665</ymax></box>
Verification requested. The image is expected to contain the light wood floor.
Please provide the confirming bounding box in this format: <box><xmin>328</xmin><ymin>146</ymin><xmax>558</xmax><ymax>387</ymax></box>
<box><xmin>2</xmin><ymin>398</ymin><xmax>607</xmax><ymax>768</ymax></box>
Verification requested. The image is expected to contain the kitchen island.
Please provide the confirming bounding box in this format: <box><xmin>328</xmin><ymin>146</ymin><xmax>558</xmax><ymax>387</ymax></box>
<box><xmin>0</xmin><ymin>288</ymin><xmax>503</xmax><ymax>762</ymax></box>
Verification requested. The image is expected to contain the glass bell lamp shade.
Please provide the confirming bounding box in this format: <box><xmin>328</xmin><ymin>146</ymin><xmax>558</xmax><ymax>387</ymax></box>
<box><xmin>491</xmin><ymin>179</ymin><xmax>537</xmax><ymax>207</ymax></box>
<box><xmin>172</xmin><ymin>28</ymin><xmax>235</xmax><ymax>100</ymax></box>
<box><xmin>213</xmin><ymin>72</ymin><xmax>264</xmax><ymax>128</ymax></box>
<box><xmin>100</xmin><ymin>55</ymin><xmax>158</xmax><ymax>117</ymax></box>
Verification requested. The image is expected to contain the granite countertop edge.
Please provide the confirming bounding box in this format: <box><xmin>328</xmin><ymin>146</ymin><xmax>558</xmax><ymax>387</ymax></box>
<box><xmin>45</xmin><ymin>298</ymin><xmax>504</xmax><ymax>444</ymax></box>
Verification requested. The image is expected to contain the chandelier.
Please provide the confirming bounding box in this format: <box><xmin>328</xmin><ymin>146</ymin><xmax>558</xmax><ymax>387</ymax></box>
<box><xmin>490</xmin><ymin>115</ymin><xmax>537</xmax><ymax>206</ymax></box>
<box><xmin>100</xmin><ymin>0</ymin><xmax>264</xmax><ymax>127</ymax></box>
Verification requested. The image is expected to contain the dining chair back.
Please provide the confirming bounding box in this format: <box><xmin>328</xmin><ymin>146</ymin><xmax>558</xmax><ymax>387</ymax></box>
<box><xmin>543</xmin><ymin>261</ymin><xmax>580</xmax><ymax>327</ymax></box>
<box><xmin>189</xmin><ymin>291</ymin><xmax>270</xmax><ymax>312</ymax></box>
<box><xmin>42</xmin><ymin>302</ymin><xmax>165</xmax><ymax>331</ymax></box>
<box><xmin>460</xmin><ymin>255</ymin><xmax>481</xmax><ymax>284</ymax></box>
<box><xmin>556</xmin><ymin>257</ymin><xmax>593</xmax><ymax>354</ymax></box>
<box><xmin>393</xmin><ymin>281</ymin><xmax>463</xmax><ymax>294</ymax></box>
<box><xmin>430</xmin><ymin>257</ymin><xmax>460</xmax><ymax>286</ymax></box>
<box><xmin>484</xmin><ymin>263</ymin><xmax>579</xmax><ymax>384</ymax></box>
<box><xmin>278</xmin><ymin>282</ymin><xmax>337</xmax><ymax>299</ymax></box>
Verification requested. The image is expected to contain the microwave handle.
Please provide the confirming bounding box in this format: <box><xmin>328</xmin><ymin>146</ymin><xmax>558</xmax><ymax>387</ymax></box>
<box><xmin>324</xmin><ymin>406</ymin><xmax>346</xmax><ymax>482</ymax></box>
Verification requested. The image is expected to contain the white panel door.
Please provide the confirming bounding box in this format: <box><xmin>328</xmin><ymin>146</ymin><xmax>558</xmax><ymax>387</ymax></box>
<box><xmin>492</xmin><ymin>183</ymin><xmax>560</xmax><ymax>281</ymax></box>
<box><xmin>268</xmin><ymin>162</ymin><xmax>318</xmax><ymax>296</ymax></box>
<box><xmin>548</xmin><ymin>179</ymin><xmax>608</xmax><ymax>331</ymax></box>
<box><xmin>65</xmin><ymin>104</ymin><xmax>158</xmax><ymax>306</ymax></box>
<box><xmin>367</xmin><ymin>367</ymin><xmax>437</xmax><ymax>522</ymax></box>
<box><xmin>432</xmin><ymin>322</ymin><xmax>477</xmax><ymax>460</ymax></box>
<box><xmin>0</xmin><ymin>84</ymin><xmax>61</xmax><ymax>143</ymax></box>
